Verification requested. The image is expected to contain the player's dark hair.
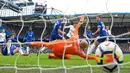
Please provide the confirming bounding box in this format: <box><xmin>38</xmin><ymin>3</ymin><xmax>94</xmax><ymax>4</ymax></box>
<box><xmin>9</xmin><ymin>30</ymin><xmax>16</xmax><ymax>38</ymax></box>
<box><xmin>9</xmin><ymin>33</ymin><xmax>15</xmax><ymax>38</ymax></box>
<box><xmin>69</xmin><ymin>21</ymin><xmax>74</xmax><ymax>25</ymax></box>
<box><xmin>97</xmin><ymin>15</ymin><xmax>101</xmax><ymax>18</ymax></box>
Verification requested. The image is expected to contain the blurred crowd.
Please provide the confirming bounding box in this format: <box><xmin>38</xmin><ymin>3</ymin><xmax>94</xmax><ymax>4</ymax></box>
<box><xmin>0</xmin><ymin>19</ymin><xmax>130</xmax><ymax>53</ymax></box>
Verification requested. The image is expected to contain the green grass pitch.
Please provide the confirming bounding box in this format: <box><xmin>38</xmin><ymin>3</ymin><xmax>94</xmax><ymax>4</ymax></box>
<box><xmin>0</xmin><ymin>54</ymin><xmax>130</xmax><ymax>73</ymax></box>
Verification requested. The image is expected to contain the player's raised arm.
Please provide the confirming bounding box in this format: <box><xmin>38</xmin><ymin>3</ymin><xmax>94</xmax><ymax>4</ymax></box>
<box><xmin>73</xmin><ymin>16</ymin><xmax>85</xmax><ymax>36</ymax></box>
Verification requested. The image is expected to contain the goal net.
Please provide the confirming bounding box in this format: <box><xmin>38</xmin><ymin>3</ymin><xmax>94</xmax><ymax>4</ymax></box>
<box><xmin>0</xmin><ymin>0</ymin><xmax>130</xmax><ymax>73</ymax></box>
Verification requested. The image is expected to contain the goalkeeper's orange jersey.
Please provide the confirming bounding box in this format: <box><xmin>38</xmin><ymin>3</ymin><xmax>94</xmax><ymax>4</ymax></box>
<box><xmin>30</xmin><ymin>24</ymin><xmax>95</xmax><ymax>59</ymax></box>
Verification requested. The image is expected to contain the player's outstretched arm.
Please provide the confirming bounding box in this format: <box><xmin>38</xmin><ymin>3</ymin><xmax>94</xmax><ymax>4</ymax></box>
<box><xmin>78</xmin><ymin>52</ymin><xmax>96</xmax><ymax>60</ymax></box>
<box><xmin>87</xmin><ymin>55</ymin><xmax>96</xmax><ymax>60</ymax></box>
<box><xmin>76</xmin><ymin>48</ymin><xmax>96</xmax><ymax>60</ymax></box>
<box><xmin>28</xmin><ymin>42</ymin><xmax>43</xmax><ymax>46</ymax></box>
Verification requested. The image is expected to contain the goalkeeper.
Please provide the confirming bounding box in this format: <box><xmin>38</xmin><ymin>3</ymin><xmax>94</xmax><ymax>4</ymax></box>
<box><xmin>28</xmin><ymin>16</ymin><xmax>96</xmax><ymax>60</ymax></box>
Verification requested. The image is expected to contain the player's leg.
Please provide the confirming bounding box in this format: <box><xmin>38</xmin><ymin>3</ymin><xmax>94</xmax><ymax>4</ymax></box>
<box><xmin>87</xmin><ymin>40</ymin><xmax>99</xmax><ymax>55</ymax></box>
<box><xmin>48</xmin><ymin>53</ymin><xmax>60</xmax><ymax>59</ymax></box>
<box><xmin>1</xmin><ymin>46</ymin><xmax>8</xmax><ymax>55</ymax></box>
<box><xmin>39</xmin><ymin>46</ymin><xmax>45</xmax><ymax>52</ymax></box>
<box><xmin>10</xmin><ymin>45</ymin><xmax>29</xmax><ymax>56</ymax></box>
<box><xmin>18</xmin><ymin>47</ymin><xmax>29</xmax><ymax>56</ymax></box>
<box><xmin>40</xmin><ymin>35</ymin><xmax>57</xmax><ymax>52</ymax></box>
<box><xmin>13</xmin><ymin>48</ymin><xmax>20</xmax><ymax>54</ymax></box>
<box><xmin>48</xmin><ymin>53</ymin><xmax>71</xmax><ymax>59</ymax></box>
<box><xmin>10</xmin><ymin>45</ymin><xmax>18</xmax><ymax>55</ymax></box>
<box><xmin>129</xmin><ymin>46</ymin><xmax>130</xmax><ymax>52</ymax></box>
<box><xmin>26</xmin><ymin>46</ymin><xmax>30</xmax><ymax>54</ymax></box>
<box><xmin>12</xmin><ymin>48</ymin><xmax>28</xmax><ymax>56</ymax></box>
<box><xmin>64</xmin><ymin>54</ymin><xmax>71</xmax><ymax>59</ymax></box>
<box><xmin>87</xmin><ymin>37</ymin><xmax>106</xmax><ymax>55</ymax></box>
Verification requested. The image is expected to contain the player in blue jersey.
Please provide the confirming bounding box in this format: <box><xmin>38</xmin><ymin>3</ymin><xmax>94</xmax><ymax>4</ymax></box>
<box><xmin>85</xmin><ymin>25</ymin><xmax>92</xmax><ymax>45</ymax></box>
<box><xmin>40</xmin><ymin>17</ymin><xmax>66</xmax><ymax>53</ymax></box>
<box><xmin>86</xmin><ymin>25</ymin><xmax>92</xmax><ymax>38</ymax></box>
<box><xmin>1</xmin><ymin>33</ymin><xmax>29</xmax><ymax>56</ymax></box>
<box><xmin>87</xmin><ymin>15</ymin><xmax>107</xmax><ymax>55</ymax></box>
<box><xmin>24</xmin><ymin>27</ymin><xmax>35</xmax><ymax>42</ymax></box>
<box><xmin>50</xmin><ymin>17</ymin><xmax>66</xmax><ymax>41</ymax></box>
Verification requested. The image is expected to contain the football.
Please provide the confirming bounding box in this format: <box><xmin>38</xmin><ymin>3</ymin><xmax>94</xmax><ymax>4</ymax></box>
<box><xmin>95</xmin><ymin>41</ymin><xmax>124</xmax><ymax>73</ymax></box>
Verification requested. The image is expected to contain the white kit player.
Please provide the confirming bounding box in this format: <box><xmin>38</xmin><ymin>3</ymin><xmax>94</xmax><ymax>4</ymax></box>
<box><xmin>64</xmin><ymin>22</ymin><xmax>75</xmax><ymax>39</ymax></box>
<box><xmin>0</xmin><ymin>29</ymin><xmax>6</xmax><ymax>43</ymax></box>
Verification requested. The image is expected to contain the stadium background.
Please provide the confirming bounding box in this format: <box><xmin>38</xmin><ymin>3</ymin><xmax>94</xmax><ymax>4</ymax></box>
<box><xmin>0</xmin><ymin>0</ymin><xmax>130</xmax><ymax>54</ymax></box>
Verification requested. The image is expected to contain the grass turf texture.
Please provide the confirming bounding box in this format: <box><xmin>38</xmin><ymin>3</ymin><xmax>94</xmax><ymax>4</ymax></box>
<box><xmin>0</xmin><ymin>54</ymin><xmax>130</xmax><ymax>73</ymax></box>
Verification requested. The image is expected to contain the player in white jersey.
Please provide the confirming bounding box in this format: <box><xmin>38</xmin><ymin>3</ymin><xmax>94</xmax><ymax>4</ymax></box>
<box><xmin>0</xmin><ymin>29</ymin><xmax>6</xmax><ymax>43</ymax></box>
<box><xmin>64</xmin><ymin>23</ymin><xmax>75</xmax><ymax>39</ymax></box>
<box><xmin>66</xmin><ymin>25</ymin><xmax>74</xmax><ymax>38</ymax></box>
<box><xmin>106</xmin><ymin>26</ymin><xmax>111</xmax><ymax>35</ymax></box>
<box><xmin>106</xmin><ymin>25</ymin><xmax>112</xmax><ymax>41</ymax></box>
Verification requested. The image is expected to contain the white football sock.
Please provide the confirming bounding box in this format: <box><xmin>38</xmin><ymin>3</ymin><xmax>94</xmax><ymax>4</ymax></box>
<box><xmin>40</xmin><ymin>47</ymin><xmax>46</xmax><ymax>52</ymax></box>
<box><xmin>19</xmin><ymin>48</ymin><xmax>24</xmax><ymax>55</ymax></box>
<box><xmin>7</xmin><ymin>42</ymin><xmax>11</xmax><ymax>54</ymax></box>
<box><xmin>87</xmin><ymin>44</ymin><xmax>96</xmax><ymax>55</ymax></box>
<box><xmin>7</xmin><ymin>47</ymin><xmax>10</xmax><ymax>54</ymax></box>
<box><xmin>26</xmin><ymin>46</ymin><xmax>30</xmax><ymax>54</ymax></box>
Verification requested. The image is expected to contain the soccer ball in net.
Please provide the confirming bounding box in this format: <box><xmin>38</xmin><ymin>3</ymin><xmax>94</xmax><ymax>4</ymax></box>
<box><xmin>95</xmin><ymin>41</ymin><xmax>123</xmax><ymax>73</ymax></box>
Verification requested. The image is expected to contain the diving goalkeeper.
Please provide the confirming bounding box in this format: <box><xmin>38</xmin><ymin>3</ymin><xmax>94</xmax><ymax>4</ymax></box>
<box><xmin>29</xmin><ymin>16</ymin><xmax>96</xmax><ymax>60</ymax></box>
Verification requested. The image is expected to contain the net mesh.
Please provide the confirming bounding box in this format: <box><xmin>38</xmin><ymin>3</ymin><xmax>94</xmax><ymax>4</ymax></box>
<box><xmin>0</xmin><ymin>0</ymin><xmax>130</xmax><ymax>73</ymax></box>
